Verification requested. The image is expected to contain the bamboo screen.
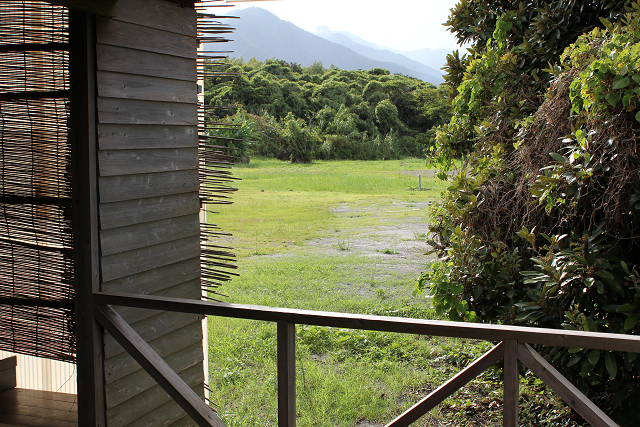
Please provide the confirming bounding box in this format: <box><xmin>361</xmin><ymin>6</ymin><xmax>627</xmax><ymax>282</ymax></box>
<box><xmin>196</xmin><ymin>0</ymin><xmax>239</xmax><ymax>300</ymax></box>
<box><xmin>0</xmin><ymin>2</ymin><xmax>75</xmax><ymax>363</ymax></box>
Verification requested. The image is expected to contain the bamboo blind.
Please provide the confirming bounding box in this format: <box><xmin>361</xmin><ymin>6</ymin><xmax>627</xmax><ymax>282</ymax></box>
<box><xmin>196</xmin><ymin>0</ymin><xmax>239</xmax><ymax>300</ymax></box>
<box><xmin>0</xmin><ymin>1</ymin><xmax>74</xmax><ymax>363</ymax></box>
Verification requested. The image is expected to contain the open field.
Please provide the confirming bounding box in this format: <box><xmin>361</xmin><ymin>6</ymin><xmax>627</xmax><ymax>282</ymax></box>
<box><xmin>206</xmin><ymin>158</ymin><xmax>580</xmax><ymax>427</ymax></box>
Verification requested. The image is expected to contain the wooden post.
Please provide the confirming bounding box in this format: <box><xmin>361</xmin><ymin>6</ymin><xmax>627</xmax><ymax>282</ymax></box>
<box><xmin>418</xmin><ymin>175</ymin><xmax>422</xmax><ymax>190</ymax></box>
<box><xmin>69</xmin><ymin>10</ymin><xmax>106</xmax><ymax>427</ymax></box>
<box><xmin>277</xmin><ymin>321</ymin><xmax>296</xmax><ymax>427</ymax></box>
<box><xmin>503</xmin><ymin>340</ymin><xmax>519</xmax><ymax>427</ymax></box>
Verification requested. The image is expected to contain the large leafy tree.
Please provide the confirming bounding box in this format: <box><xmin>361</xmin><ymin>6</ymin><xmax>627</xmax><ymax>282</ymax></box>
<box><xmin>421</xmin><ymin>1</ymin><xmax>640</xmax><ymax>424</ymax></box>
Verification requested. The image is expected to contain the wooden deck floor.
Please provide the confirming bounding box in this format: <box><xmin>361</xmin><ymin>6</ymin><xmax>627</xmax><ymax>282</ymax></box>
<box><xmin>0</xmin><ymin>388</ymin><xmax>77</xmax><ymax>427</ymax></box>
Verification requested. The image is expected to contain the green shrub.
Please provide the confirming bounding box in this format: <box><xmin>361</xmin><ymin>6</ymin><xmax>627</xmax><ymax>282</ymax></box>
<box><xmin>419</xmin><ymin>7</ymin><xmax>640</xmax><ymax>424</ymax></box>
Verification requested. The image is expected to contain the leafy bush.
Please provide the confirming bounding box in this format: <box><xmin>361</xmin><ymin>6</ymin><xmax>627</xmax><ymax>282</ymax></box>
<box><xmin>420</xmin><ymin>4</ymin><xmax>640</xmax><ymax>424</ymax></box>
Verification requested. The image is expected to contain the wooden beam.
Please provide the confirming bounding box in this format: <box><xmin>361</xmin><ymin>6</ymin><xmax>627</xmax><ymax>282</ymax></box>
<box><xmin>93</xmin><ymin>304</ymin><xmax>226</xmax><ymax>427</ymax></box>
<box><xmin>46</xmin><ymin>0</ymin><xmax>117</xmax><ymax>16</ymax></box>
<box><xmin>502</xmin><ymin>340</ymin><xmax>518</xmax><ymax>427</ymax></box>
<box><xmin>93</xmin><ymin>292</ymin><xmax>640</xmax><ymax>353</ymax></box>
<box><xmin>517</xmin><ymin>343</ymin><xmax>618</xmax><ymax>427</ymax></box>
<box><xmin>385</xmin><ymin>342</ymin><xmax>504</xmax><ymax>427</ymax></box>
<box><xmin>69</xmin><ymin>10</ymin><xmax>106</xmax><ymax>427</ymax></box>
<box><xmin>277</xmin><ymin>321</ymin><xmax>296</xmax><ymax>427</ymax></box>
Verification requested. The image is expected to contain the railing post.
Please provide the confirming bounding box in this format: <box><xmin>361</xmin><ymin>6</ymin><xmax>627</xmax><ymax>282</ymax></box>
<box><xmin>278</xmin><ymin>321</ymin><xmax>296</xmax><ymax>427</ymax></box>
<box><xmin>503</xmin><ymin>340</ymin><xmax>519</xmax><ymax>427</ymax></box>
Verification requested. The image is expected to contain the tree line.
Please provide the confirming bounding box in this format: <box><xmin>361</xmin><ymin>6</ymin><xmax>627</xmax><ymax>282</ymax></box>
<box><xmin>204</xmin><ymin>58</ymin><xmax>450</xmax><ymax>162</ymax></box>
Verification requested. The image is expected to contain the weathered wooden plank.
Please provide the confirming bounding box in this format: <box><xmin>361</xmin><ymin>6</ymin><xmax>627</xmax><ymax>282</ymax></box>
<box><xmin>112</xmin><ymin>0</ymin><xmax>197</xmax><ymax>37</ymax></box>
<box><xmin>101</xmin><ymin>257</ymin><xmax>200</xmax><ymax>294</ymax></box>
<box><xmin>98</xmin><ymin>98</ymin><xmax>197</xmax><ymax>126</ymax></box>
<box><xmin>0</xmin><ymin>412</ymin><xmax>77</xmax><ymax>427</ymax></box>
<box><xmin>124</xmin><ymin>384</ymin><xmax>205</xmax><ymax>427</ymax></box>
<box><xmin>99</xmin><ymin>148</ymin><xmax>198</xmax><ymax>177</ymax></box>
<box><xmin>100</xmin><ymin>213</ymin><xmax>200</xmax><ymax>256</ymax></box>
<box><xmin>167</xmin><ymin>414</ymin><xmax>198</xmax><ymax>427</ymax></box>
<box><xmin>517</xmin><ymin>343</ymin><xmax>617</xmax><ymax>427</ymax></box>
<box><xmin>95</xmin><ymin>305</ymin><xmax>217</xmax><ymax>427</ymax></box>
<box><xmin>103</xmin><ymin>310</ymin><xmax>202</xmax><ymax>358</ymax></box>
<box><xmin>4</xmin><ymin>389</ymin><xmax>77</xmax><ymax>404</ymax></box>
<box><xmin>0</xmin><ymin>402</ymin><xmax>78</xmax><ymax>423</ymax></box>
<box><xmin>113</xmin><ymin>279</ymin><xmax>201</xmax><ymax>326</ymax></box>
<box><xmin>97</xmin><ymin>44</ymin><xmax>196</xmax><ymax>81</ymax></box>
<box><xmin>93</xmin><ymin>292</ymin><xmax>640</xmax><ymax>353</ymax></box>
<box><xmin>97</xmin><ymin>17</ymin><xmax>197</xmax><ymax>59</ymax></box>
<box><xmin>277</xmin><ymin>321</ymin><xmax>295</xmax><ymax>427</ymax></box>
<box><xmin>100</xmin><ymin>192</ymin><xmax>200</xmax><ymax>230</ymax></box>
<box><xmin>503</xmin><ymin>340</ymin><xmax>519</xmax><ymax>427</ymax></box>
<box><xmin>99</xmin><ymin>170</ymin><xmax>199</xmax><ymax>204</ymax></box>
<box><xmin>97</xmin><ymin>71</ymin><xmax>197</xmax><ymax>103</ymax></box>
<box><xmin>0</xmin><ymin>390</ymin><xmax>77</xmax><ymax>413</ymax></box>
<box><xmin>106</xmin><ymin>342</ymin><xmax>204</xmax><ymax>408</ymax></box>
<box><xmin>101</xmin><ymin>235</ymin><xmax>201</xmax><ymax>282</ymax></box>
<box><xmin>47</xmin><ymin>0</ymin><xmax>116</xmax><ymax>16</ymax></box>
<box><xmin>0</xmin><ymin>357</ymin><xmax>16</xmax><ymax>371</ymax></box>
<box><xmin>0</xmin><ymin>356</ymin><xmax>16</xmax><ymax>393</ymax></box>
<box><xmin>386</xmin><ymin>342</ymin><xmax>505</xmax><ymax>427</ymax></box>
<box><xmin>98</xmin><ymin>124</ymin><xmax>198</xmax><ymax>151</ymax></box>
<box><xmin>104</xmin><ymin>322</ymin><xmax>203</xmax><ymax>383</ymax></box>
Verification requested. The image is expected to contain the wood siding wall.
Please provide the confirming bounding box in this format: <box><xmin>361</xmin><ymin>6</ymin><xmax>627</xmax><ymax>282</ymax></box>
<box><xmin>95</xmin><ymin>1</ymin><xmax>203</xmax><ymax>426</ymax></box>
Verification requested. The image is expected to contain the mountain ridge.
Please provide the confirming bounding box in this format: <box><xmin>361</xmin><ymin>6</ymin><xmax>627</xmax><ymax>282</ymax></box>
<box><xmin>213</xmin><ymin>7</ymin><xmax>444</xmax><ymax>85</ymax></box>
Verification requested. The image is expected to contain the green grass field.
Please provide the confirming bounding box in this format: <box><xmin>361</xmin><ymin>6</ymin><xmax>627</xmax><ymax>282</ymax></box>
<box><xmin>206</xmin><ymin>158</ymin><xmax>579</xmax><ymax>427</ymax></box>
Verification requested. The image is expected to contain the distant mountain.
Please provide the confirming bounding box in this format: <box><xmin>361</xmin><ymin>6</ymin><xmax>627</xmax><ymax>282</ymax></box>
<box><xmin>316</xmin><ymin>28</ymin><xmax>390</xmax><ymax>51</ymax></box>
<box><xmin>398</xmin><ymin>47</ymin><xmax>454</xmax><ymax>73</ymax></box>
<box><xmin>313</xmin><ymin>27</ymin><xmax>445</xmax><ymax>81</ymax></box>
<box><xmin>212</xmin><ymin>8</ymin><xmax>444</xmax><ymax>85</ymax></box>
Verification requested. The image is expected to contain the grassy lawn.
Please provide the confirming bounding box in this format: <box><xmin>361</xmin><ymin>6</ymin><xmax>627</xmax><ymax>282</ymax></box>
<box><xmin>206</xmin><ymin>158</ymin><xmax>579</xmax><ymax>427</ymax></box>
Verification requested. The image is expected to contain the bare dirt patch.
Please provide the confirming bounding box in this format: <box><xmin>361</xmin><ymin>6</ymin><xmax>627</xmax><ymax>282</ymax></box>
<box><xmin>307</xmin><ymin>201</ymin><xmax>434</xmax><ymax>278</ymax></box>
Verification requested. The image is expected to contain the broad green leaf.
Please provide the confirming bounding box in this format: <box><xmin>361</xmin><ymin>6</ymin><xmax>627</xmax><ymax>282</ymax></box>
<box><xmin>566</xmin><ymin>353</ymin><xmax>582</xmax><ymax>367</ymax></box>
<box><xmin>612</xmin><ymin>76</ymin><xmax>630</xmax><ymax>90</ymax></box>
<box><xmin>605</xmin><ymin>352</ymin><xmax>617</xmax><ymax>379</ymax></box>
<box><xmin>606</xmin><ymin>93</ymin><xmax>619</xmax><ymax>107</ymax></box>
<box><xmin>549</xmin><ymin>152</ymin><xmax>567</xmax><ymax>163</ymax></box>
<box><xmin>636</xmin><ymin>111</ymin><xmax>640</xmax><ymax>123</ymax></box>
<box><xmin>588</xmin><ymin>349</ymin><xmax>600</xmax><ymax>365</ymax></box>
<box><xmin>449</xmin><ymin>282</ymin><xmax>464</xmax><ymax>294</ymax></box>
<box><xmin>599</xmin><ymin>17</ymin><xmax>614</xmax><ymax>32</ymax></box>
<box><xmin>617</xmin><ymin>304</ymin><xmax>637</xmax><ymax>313</ymax></box>
<box><xmin>624</xmin><ymin>314</ymin><xmax>639</xmax><ymax>330</ymax></box>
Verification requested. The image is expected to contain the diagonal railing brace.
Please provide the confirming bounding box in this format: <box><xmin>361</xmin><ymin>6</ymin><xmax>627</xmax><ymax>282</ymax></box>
<box><xmin>94</xmin><ymin>304</ymin><xmax>227</xmax><ymax>427</ymax></box>
<box><xmin>385</xmin><ymin>342</ymin><xmax>505</xmax><ymax>427</ymax></box>
<box><xmin>517</xmin><ymin>343</ymin><xmax>617</xmax><ymax>427</ymax></box>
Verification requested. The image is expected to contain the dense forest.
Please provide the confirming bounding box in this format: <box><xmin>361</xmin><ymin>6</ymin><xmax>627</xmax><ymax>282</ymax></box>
<box><xmin>204</xmin><ymin>58</ymin><xmax>450</xmax><ymax>162</ymax></box>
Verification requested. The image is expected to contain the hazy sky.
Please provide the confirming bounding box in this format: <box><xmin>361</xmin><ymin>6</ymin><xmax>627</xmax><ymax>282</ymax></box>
<box><xmin>221</xmin><ymin>0</ymin><xmax>463</xmax><ymax>52</ymax></box>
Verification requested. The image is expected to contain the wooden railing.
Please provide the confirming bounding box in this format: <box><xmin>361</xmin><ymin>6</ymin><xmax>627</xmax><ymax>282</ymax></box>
<box><xmin>93</xmin><ymin>291</ymin><xmax>640</xmax><ymax>427</ymax></box>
